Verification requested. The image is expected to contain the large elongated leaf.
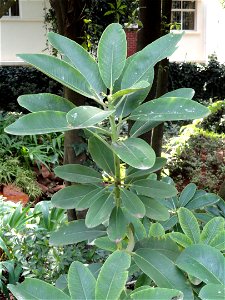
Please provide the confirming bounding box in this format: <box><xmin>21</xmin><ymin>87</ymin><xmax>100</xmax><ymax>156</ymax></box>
<box><xmin>8</xmin><ymin>278</ymin><xmax>70</xmax><ymax>300</ymax></box>
<box><xmin>162</xmin><ymin>88</ymin><xmax>195</xmax><ymax>99</ymax></box>
<box><xmin>112</xmin><ymin>138</ymin><xmax>156</xmax><ymax>170</ymax></box>
<box><xmin>120</xmin><ymin>188</ymin><xmax>146</xmax><ymax>218</ymax></box>
<box><xmin>66</xmin><ymin>106</ymin><xmax>114</xmax><ymax>128</ymax></box>
<box><xmin>176</xmin><ymin>244</ymin><xmax>225</xmax><ymax>285</ymax></box>
<box><xmin>51</xmin><ymin>185</ymin><xmax>100</xmax><ymax>209</ymax></box>
<box><xmin>18</xmin><ymin>54</ymin><xmax>95</xmax><ymax>99</ymax></box>
<box><xmin>49</xmin><ymin>220</ymin><xmax>106</xmax><ymax>246</ymax></box>
<box><xmin>135</xmin><ymin>236</ymin><xmax>181</xmax><ymax>262</ymax></box>
<box><xmin>122</xmin><ymin>208</ymin><xmax>147</xmax><ymax>241</ymax></box>
<box><xmin>18</xmin><ymin>93</ymin><xmax>75</xmax><ymax>113</ymax></box>
<box><xmin>88</xmin><ymin>136</ymin><xmax>114</xmax><ymax>175</ymax></box>
<box><xmin>48</xmin><ymin>32</ymin><xmax>106</xmax><ymax>101</ymax></box>
<box><xmin>169</xmin><ymin>232</ymin><xmax>193</xmax><ymax>248</ymax></box>
<box><xmin>130</xmin><ymin>287</ymin><xmax>183</xmax><ymax>300</ymax></box>
<box><xmin>68</xmin><ymin>261</ymin><xmax>96</xmax><ymax>300</ymax></box>
<box><xmin>130</xmin><ymin>120</ymin><xmax>161</xmax><ymax>138</ymax></box>
<box><xmin>185</xmin><ymin>193</ymin><xmax>221</xmax><ymax>210</ymax></box>
<box><xmin>210</xmin><ymin>230</ymin><xmax>225</xmax><ymax>251</ymax></box>
<box><xmin>5</xmin><ymin>111</ymin><xmax>70</xmax><ymax>135</ymax></box>
<box><xmin>129</xmin><ymin>97</ymin><xmax>210</xmax><ymax>121</ymax></box>
<box><xmin>85</xmin><ymin>192</ymin><xmax>114</xmax><ymax>228</ymax></box>
<box><xmin>178</xmin><ymin>208</ymin><xmax>200</xmax><ymax>244</ymax></box>
<box><xmin>179</xmin><ymin>183</ymin><xmax>197</xmax><ymax>207</ymax></box>
<box><xmin>126</xmin><ymin>158</ymin><xmax>167</xmax><ymax>181</ymax></box>
<box><xmin>111</xmin><ymin>81</ymin><xmax>150</xmax><ymax>101</ymax></box>
<box><xmin>133</xmin><ymin>249</ymin><xmax>194</xmax><ymax>299</ymax></box>
<box><xmin>201</xmin><ymin>217</ymin><xmax>225</xmax><ymax>245</ymax></box>
<box><xmin>107</xmin><ymin>207</ymin><xmax>128</xmax><ymax>242</ymax></box>
<box><xmin>199</xmin><ymin>284</ymin><xmax>225</xmax><ymax>300</ymax></box>
<box><xmin>121</xmin><ymin>32</ymin><xmax>182</xmax><ymax>88</ymax></box>
<box><xmin>133</xmin><ymin>179</ymin><xmax>177</xmax><ymax>198</ymax></box>
<box><xmin>54</xmin><ymin>164</ymin><xmax>102</xmax><ymax>183</ymax></box>
<box><xmin>139</xmin><ymin>196</ymin><xmax>170</xmax><ymax>221</ymax></box>
<box><xmin>98</xmin><ymin>23</ymin><xmax>127</xmax><ymax>90</ymax></box>
<box><xmin>95</xmin><ymin>251</ymin><xmax>131</xmax><ymax>300</ymax></box>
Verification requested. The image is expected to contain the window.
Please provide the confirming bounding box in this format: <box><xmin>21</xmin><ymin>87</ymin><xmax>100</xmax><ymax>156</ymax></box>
<box><xmin>171</xmin><ymin>0</ymin><xmax>196</xmax><ymax>30</ymax></box>
<box><xmin>4</xmin><ymin>0</ymin><xmax>20</xmax><ymax>17</ymax></box>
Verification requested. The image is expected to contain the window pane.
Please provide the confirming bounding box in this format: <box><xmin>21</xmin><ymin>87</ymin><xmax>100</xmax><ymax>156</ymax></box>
<box><xmin>11</xmin><ymin>0</ymin><xmax>19</xmax><ymax>16</ymax></box>
<box><xmin>171</xmin><ymin>11</ymin><xmax>181</xmax><ymax>23</ymax></box>
<box><xmin>183</xmin><ymin>11</ymin><xmax>195</xmax><ymax>30</ymax></box>
<box><xmin>172</xmin><ymin>1</ymin><xmax>181</xmax><ymax>9</ymax></box>
<box><xmin>183</xmin><ymin>1</ymin><xmax>195</xmax><ymax>9</ymax></box>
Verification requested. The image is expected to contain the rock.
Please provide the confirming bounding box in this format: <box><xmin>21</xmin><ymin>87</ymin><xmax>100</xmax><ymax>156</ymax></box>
<box><xmin>3</xmin><ymin>184</ymin><xmax>29</xmax><ymax>205</ymax></box>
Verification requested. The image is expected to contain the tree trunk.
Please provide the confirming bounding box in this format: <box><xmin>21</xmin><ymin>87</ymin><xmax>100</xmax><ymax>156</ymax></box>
<box><xmin>151</xmin><ymin>0</ymin><xmax>172</xmax><ymax>160</ymax></box>
<box><xmin>49</xmin><ymin>0</ymin><xmax>87</xmax><ymax>221</ymax></box>
<box><xmin>0</xmin><ymin>0</ymin><xmax>16</xmax><ymax>18</ymax></box>
<box><xmin>137</xmin><ymin>0</ymin><xmax>162</xmax><ymax>143</ymax></box>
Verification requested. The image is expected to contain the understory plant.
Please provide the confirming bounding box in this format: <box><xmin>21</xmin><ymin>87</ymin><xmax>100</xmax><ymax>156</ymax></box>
<box><xmin>5</xmin><ymin>24</ymin><xmax>225</xmax><ymax>299</ymax></box>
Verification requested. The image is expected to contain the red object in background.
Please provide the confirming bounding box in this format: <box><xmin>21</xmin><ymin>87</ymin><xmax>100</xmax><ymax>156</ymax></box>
<box><xmin>2</xmin><ymin>184</ymin><xmax>29</xmax><ymax>205</ymax></box>
<box><xmin>126</xmin><ymin>28</ymin><xmax>138</xmax><ymax>57</ymax></box>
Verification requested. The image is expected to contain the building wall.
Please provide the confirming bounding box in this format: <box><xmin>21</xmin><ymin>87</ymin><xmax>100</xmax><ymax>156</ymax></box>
<box><xmin>0</xmin><ymin>0</ymin><xmax>49</xmax><ymax>65</ymax></box>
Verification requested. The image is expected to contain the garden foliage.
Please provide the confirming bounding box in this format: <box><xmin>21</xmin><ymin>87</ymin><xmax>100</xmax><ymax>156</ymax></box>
<box><xmin>5</xmin><ymin>24</ymin><xmax>225</xmax><ymax>299</ymax></box>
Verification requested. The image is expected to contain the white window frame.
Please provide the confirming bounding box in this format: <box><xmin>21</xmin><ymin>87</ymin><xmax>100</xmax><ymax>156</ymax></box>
<box><xmin>171</xmin><ymin>0</ymin><xmax>197</xmax><ymax>31</ymax></box>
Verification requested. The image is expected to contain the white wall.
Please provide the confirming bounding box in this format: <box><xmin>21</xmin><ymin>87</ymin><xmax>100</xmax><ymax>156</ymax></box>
<box><xmin>0</xmin><ymin>0</ymin><xmax>49</xmax><ymax>65</ymax></box>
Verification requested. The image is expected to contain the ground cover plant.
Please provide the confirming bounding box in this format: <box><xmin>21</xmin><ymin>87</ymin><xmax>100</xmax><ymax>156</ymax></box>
<box><xmin>5</xmin><ymin>24</ymin><xmax>225</xmax><ymax>299</ymax></box>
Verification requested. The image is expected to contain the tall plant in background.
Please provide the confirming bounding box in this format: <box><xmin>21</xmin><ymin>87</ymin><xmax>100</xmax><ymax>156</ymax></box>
<box><xmin>6</xmin><ymin>24</ymin><xmax>222</xmax><ymax>299</ymax></box>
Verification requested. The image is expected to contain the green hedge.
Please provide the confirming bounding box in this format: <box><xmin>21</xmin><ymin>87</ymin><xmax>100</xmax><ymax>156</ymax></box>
<box><xmin>0</xmin><ymin>66</ymin><xmax>62</xmax><ymax>112</ymax></box>
<box><xmin>169</xmin><ymin>56</ymin><xmax>225</xmax><ymax>101</ymax></box>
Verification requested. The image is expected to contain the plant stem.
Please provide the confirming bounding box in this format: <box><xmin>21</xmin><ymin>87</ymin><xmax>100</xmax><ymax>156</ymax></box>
<box><xmin>109</xmin><ymin>112</ymin><xmax>121</xmax><ymax>207</ymax></box>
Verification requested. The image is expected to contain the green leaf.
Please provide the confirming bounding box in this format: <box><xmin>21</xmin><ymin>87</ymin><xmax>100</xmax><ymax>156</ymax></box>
<box><xmin>120</xmin><ymin>188</ymin><xmax>146</xmax><ymax>218</ymax></box>
<box><xmin>179</xmin><ymin>183</ymin><xmax>197</xmax><ymax>207</ymax></box>
<box><xmin>126</xmin><ymin>158</ymin><xmax>167</xmax><ymax>181</ymax></box>
<box><xmin>68</xmin><ymin>261</ymin><xmax>96</xmax><ymax>300</ymax></box>
<box><xmin>18</xmin><ymin>93</ymin><xmax>76</xmax><ymax>113</ymax></box>
<box><xmin>185</xmin><ymin>193</ymin><xmax>221</xmax><ymax>210</ymax></box>
<box><xmin>133</xmin><ymin>249</ymin><xmax>194</xmax><ymax>299</ymax></box>
<box><xmin>177</xmin><ymin>208</ymin><xmax>200</xmax><ymax>244</ymax></box>
<box><xmin>95</xmin><ymin>251</ymin><xmax>131</xmax><ymax>300</ymax></box>
<box><xmin>66</xmin><ymin>106</ymin><xmax>114</xmax><ymax>128</ymax></box>
<box><xmin>162</xmin><ymin>88</ymin><xmax>195</xmax><ymax>99</ymax></box>
<box><xmin>98</xmin><ymin>23</ymin><xmax>127</xmax><ymax>90</ymax></box>
<box><xmin>122</xmin><ymin>209</ymin><xmax>147</xmax><ymax>241</ymax></box>
<box><xmin>176</xmin><ymin>244</ymin><xmax>225</xmax><ymax>285</ymax></box>
<box><xmin>49</xmin><ymin>220</ymin><xmax>106</xmax><ymax>246</ymax></box>
<box><xmin>169</xmin><ymin>232</ymin><xmax>193</xmax><ymax>248</ymax></box>
<box><xmin>133</xmin><ymin>179</ymin><xmax>177</xmax><ymax>198</ymax></box>
<box><xmin>51</xmin><ymin>185</ymin><xmax>100</xmax><ymax>209</ymax></box>
<box><xmin>8</xmin><ymin>278</ymin><xmax>70</xmax><ymax>300</ymax></box>
<box><xmin>140</xmin><ymin>196</ymin><xmax>170</xmax><ymax>221</ymax></box>
<box><xmin>107</xmin><ymin>207</ymin><xmax>128</xmax><ymax>242</ymax></box>
<box><xmin>54</xmin><ymin>164</ymin><xmax>102</xmax><ymax>184</ymax></box>
<box><xmin>88</xmin><ymin>136</ymin><xmax>114</xmax><ymax>175</ymax></box>
<box><xmin>5</xmin><ymin>111</ymin><xmax>70</xmax><ymax>135</ymax></box>
<box><xmin>130</xmin><ymin>120</ymin><xmax>161</xmax><ymax>138</ymax></box>
<box><xmin>199</xmin><ymin>284</ymin><xmax>225</xmax><ymax>300</ymax></box>
<box><xmin>129</xmin><ymin>97</ymin><xmax>210</xmax><ymax>122</ymax></box>
<box><xmin>85</xmin><ymin>192</ymin><xmax>114</xmax><ymax>228</ymax></box>
<box><xmin>112</xmin><ymin>138</ymin><xmax>156</xmax><ymax>170</ymax></box>
<box><xmin>201</xmin><ymin>217</ymin><xmax>225</xmax><ymax>245</ymax></box>
<box><xmin>111</xmin><ymin>81</ymin><xmax>150</xmax><ymax>101</ymax></box>
<box><xmin>135</xmin><ymin>236</ymin><xmax>181</xmax><ymax>262</ymax></box>
<box><xmin>210</xmin><ymin>230</ymin><xmax>225</xmax><ymax>251</ymax></box>
<box><xmin>94</xmin><ymin>236</ymin><xmax>117</xmax><ymax>252</ymax></box>
<box><xmin>160</xmin><ymin>215</ymin><xmax>178</xmax><ymax>231</ymax></box>
<box><xmin>48</xmin><ymin>32</ymin><xmax>106</xmax><ymax>102</ymax></box>
<box><xmin>18</xmin><ymin>54</ymin><xmax>95</xmax><ymax>99</ymax></box>
<box><xmin>149</xmin><ymin>223</ymin><xmax>165</xmax><ymax>237</ymax></box>
<box><xmin>130</xmin><ymin>287</ymin><xmax>183</xmax><ymax>300</ymax></box>
<box><xmin>122</xmin><ymin>32</ymin><xmax>183</xmax><ymax>88</ymax></box>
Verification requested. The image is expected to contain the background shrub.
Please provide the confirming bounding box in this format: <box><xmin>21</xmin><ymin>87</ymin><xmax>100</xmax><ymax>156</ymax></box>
<box><xmin>0</xmin><ymin>66</ymin><xmax>62</xmax><ymax>112</ymax></box>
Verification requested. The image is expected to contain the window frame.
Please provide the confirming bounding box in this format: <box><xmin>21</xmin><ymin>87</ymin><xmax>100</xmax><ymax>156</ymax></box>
<box><xmin>171</xmin><ymin>0</ymin><xmax>197</xmax><ymax>31</ymax></box>
<box><xmin>4</xmin><ymin>0</ymin><xmax>20</xmax><ymax>17</ymax></box>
